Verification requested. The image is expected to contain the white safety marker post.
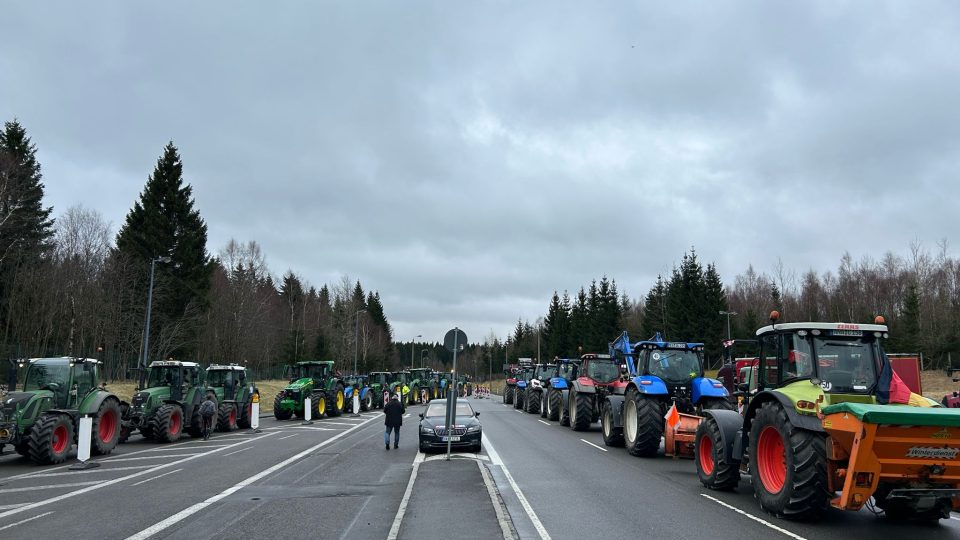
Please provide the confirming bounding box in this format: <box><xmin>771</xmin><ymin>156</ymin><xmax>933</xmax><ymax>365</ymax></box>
<box><xmin>69</xmin><ymin>416</ymin><xmax>100</xmax><ymax>470</ymax></box>
<box><xmin>351</xmin><ymin>390</ymin><xmax>361</xmax><ymax>417</ymax></box>
<box><xmin>251</xmin><ymin>392</ymin><xmax>261</xmax><ymax>433</ymax></box>
<box><xmin>302</xmin><ymin>397</ymin><xmax>313</xmax><ymax>425</ymax></box>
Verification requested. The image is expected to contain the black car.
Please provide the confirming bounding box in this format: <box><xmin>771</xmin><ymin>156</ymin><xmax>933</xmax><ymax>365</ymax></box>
<box><xmin>418</xmin><ymin>399</ymin><xmax>482</xmax><ymax>452</ymax></box>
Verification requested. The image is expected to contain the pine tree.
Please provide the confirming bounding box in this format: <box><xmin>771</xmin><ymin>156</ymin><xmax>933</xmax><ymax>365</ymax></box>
<box><xmin>569</xmin><ymin>287</ymin><xmax>589</xmax><ymax>355</ymax></box>
<box><xmin>642</xmin><ymin>275</ymin><xmax>667</xmax><ymax>339</ymax></box>
<box><xmin>703</xmin><ymin>263</ymin><xmax>728</xmax><ymax>364</ymax></box>
<box><xmin>895</xmin><ymin>282</ymin><xmax>921</xmax><ymax>353</ymax></box>
<box><xmin>115</xmin><ymin>142</ymin><xmax>213</xmax><ymax>358</ymax></box>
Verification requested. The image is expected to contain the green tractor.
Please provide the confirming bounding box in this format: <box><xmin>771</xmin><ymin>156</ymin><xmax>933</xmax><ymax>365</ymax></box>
<box><xmin>367</xmin><ymin>371</ymin><xmax>391</xmax><ymax>409</ymax></box>
<box><xmin>0</xmin><ymin>357</ymin><xmax>123</xmax><ymax>464</ymax></box>
<box><xmin>407</xmin><ymin>368</ymin><xmax>435</xmax><ymax>403</ymax></box>
<box><xmin>205</xmin><ymin>364</ymin><xmax>258</xmax><ymax>432</ymax></box>
<box><xmin>390</xmin><ymin>370</ymin><xmax>413</xmax><ymax>405</ymax></box>
<box><xmin>273</xmin><ymin>361</ymin><xmax>346</xmax><ymax>420</ymax></box>
<box><xmin>122</xmin><ymin>360</ymin><xmax>216</xmax><ymax>443</ymax></box>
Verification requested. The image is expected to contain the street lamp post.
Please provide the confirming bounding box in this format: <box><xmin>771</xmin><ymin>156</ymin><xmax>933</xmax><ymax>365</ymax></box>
<box><xmin>410</xmin><ymin>335</ymin><xmax>421</xmax><ymax>368</ymax></box>
<box><xmin>718</xmin><ymin>310</ymin><xmax>738</xmax><ymax>340</ymax></box>
<box><xmin>353</xmin><ymin>309</ymin><xmax>367</xmax><ymax>375</ymax></box>
<box><xmin>140</xmin><ymin>256</ymin><xmax>170</xmax><ymax>388</ymax></box>
<box><xmin>420</xmin><ymin>349</ymin><xmax>429</xmax><ymax>368</ymax></box>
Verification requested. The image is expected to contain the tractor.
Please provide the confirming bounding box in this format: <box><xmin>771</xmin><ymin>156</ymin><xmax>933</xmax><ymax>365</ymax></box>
<box><xmin>390</xmin><ymin>370</ymin><xmax>413</xmax><ymax>404</ymax></box>
<box><xmin>205</xmin><ymin>364</ymin><xmax>258</xmax><ymax>431</ymax></box>
<box><xmin>523</xmin><ymin>363</ymin><xmax>557</xmax><ymax>415</ymax></box>
<box><xmin>0</xmin><ymin>357</ymin><xmax>123</xmax><ymax>464</ymax></box>
<box><xmin>694</xmin><ymin>314</ymin><xmax>960</xmax><ymax>522</ymax></box>
<box><xmin>407</xmin><ymin>368</ymin><xmax>434</xmax><ymax>403</ymax></box>
<box><xmin>600</xmin><ymin>332</ymin><xmax>732</xmax><ymax>456</ymax></box>
<box><xmin>513</xmin><ymin>365</ymin><xmax>535</xmax><ymax>411</ymax></box>
<box><xmin>943</xmin><ymin>368</ymin><xmax>960</xmax><ymax>408</ymax></box>
<box><xmin>122</xmin><ymin>360</ymin><xmax>215</xmax><ymax>443</ymax></box>
<box><xmin>344</xmin><ymin>375</ymin><xmax>373</xmax><ymax>412</ymax></box>
<box><xmin>545</xmin><ymin>358</ymin><xmax>581</xmax><ymax>423</ymax></box>
<box><xmin>565</xmin><ymin>354</ymin><xmax>623</xmax><ymax>432</ymax></box>
<box><xmin>368</xmin><ymin>371</ymin><xmax>391</xmax><ymax>409</ymax></box>
<box><xmin>273</xmin><ymin>361</ymin><xmax>346</xmax><ymax>420</ymax></box>
<box><xmin>503</xmin><ymin>358</ymin><xmax>532</xmax><ymax>405</ymax></box>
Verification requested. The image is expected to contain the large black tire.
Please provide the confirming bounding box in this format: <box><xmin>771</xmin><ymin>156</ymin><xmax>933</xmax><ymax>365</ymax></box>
<box><xmin>624</xmin><ymin>394</ymin><xmax>663</xmax><ymax>457</ymax></box>
<box><xmin>237</xmin><ymin>397</ymin><xmax>254</xmax><ymax>429</ymax></box>
<box><xmin>514</xmin><ymin>388</ymin><xmax>525</xmax><ymax>410</ymax></box>
<box><xmin>186</xmin><ymin>394</ymin><xmax>214</xmax><ymax>439</ymax></box>
<box><xmin>695</xmin><ymin>416</ymin><xmax>740</xmax><ymax>490</ymax></box>
<box><xmin>274</xmin><ymin>391</ymin><xmax>292</xmax><ymax>420</ymax></box>
<box><xmin>151</xmin><ymin>404</ymin><xmax>184</xmax><ymax>443</ymax></box>
<box><xmin>328</xmin><ymin>384</ymin><xmax>345</xmax><ymax>417</ymax></box>
<box><xmin>504</xmin><ymin>386</ymin><xmax>514</xmax><ymax>404</ymax></box>
<box><xmin>526</xmin><ymin>390</ymin><xmax>541</xmax><ymax>414</ymax></box>
<box><xmin>27</xmin><ymin>414</ymin><xmax>74</xmax><ymax>465</ymax></box>
<box><xmin>361</xmin><ymin>392</ymin><xmax>373</xmax><ymax>412</ymax></box>
<box><xmin>311</xmin><ymin>392</ymin><xmax>326</xmax><ymax>419</ymax></box>
<box><xmin>749</xmin><ymin>401</ymin><xmax>830</xmax><ymax>518</ymax></box>
<box><xmin>547</xmin><ymin>388</ymin><xmax>562</xmax><ymax>421</ymax></box>
<box><xmin>700</xmin><ymin>397</ymin><xmax>737</xmax><ymax>413</ymax></box>
<box><xmin>540</xmin><ymin>391</ymin><xmax>549</xmax><ymax>418</ymax></box>
<box><xmin>570</xmin><ymin>392</ymin><xmax>593</xmax><ymax>431</ymax></box>
<box><xmin>559</xmin><ymin>392</ymin><xmax>571</xmax><ymax>426</ymax></box>
<box><xmin>217</xmin><ymin>403</ymin><xmax>238</xmax><ymax>432</ymax></box>
<box><xmin>91</xmin><ymin>398</ymin><xmax>122</xmax><ymax>455</ymax></box>
<box><xmin>601</xmin><ymin>400</ymin><xmax>624</xmax><ymax>447</ymax></box>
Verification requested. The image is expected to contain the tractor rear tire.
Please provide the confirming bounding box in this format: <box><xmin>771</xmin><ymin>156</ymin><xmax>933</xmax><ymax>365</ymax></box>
<box><xmin>527</xmin><ymin>390</ymin><xmax>541</xmax><ymax>414</ymax></box>
<box><xmin>217</xmin><ymin>403</ymin><xmax>238</xmax><ymax>432</ymax></box>
<box><xmin>328</xmin><ymin>385</ymin><xmax>345</xmax><ymax>417</ymax></box>
<box><xmin>547</xmin><ymin>389</ymin><xmax>561</xmax><ymax>421</ymax></box>
<box><xmin>540</xmin><ymin>391</ymin><xmax>548</xmax><ymax>418</ymax></box>
<box><xmin>362</xmin><ymin>393</ymin><xmax>373</xmax><ymax>412</ymax></box>
<box><xmin>749</xmin><ymin>401</ymin><xmax>830</xmax><ymax>518</ymax></box>
<box><xmin>559</xmin><ymin>393</ymin><xmax>571</xmax><ymax>426</ymax></box>
<box><xmin>695</xmin><ymin>416</ymin><xmax>739</xmax><ymax>490</ymax></box>
<box><xmin>601</xmin><ymin>401</ymin><xmax>624</xmax><ymax>447</ymax></box>
<box><xmin>274</xmin><ymin>392</ymin><xmax>292</xmax><ymax>420</ymax></box>
<box><xmin>570</xmin><ymin>392</ymin><xmax>593</xmax><ymax>432</ymax></box>
<box><xmin>91</xmin><ymin>398</ymin><xmax>121</xmax><ymax>455</ymax></box>
<box><xmin>514</xmin><ymin>389</ymin><xmax>525</xmax><ymax>410</ymax></box>
<box><xmin>504</xmin><ymin>386</ymin><xmax>514</xmax><ymax>404</ymax></box>
<box><xmin>152</xmin><ymin>404</ymin><xmax>184</xmax><ymax>443</ymax></box>
<box><xmin>238</xmin><ymin>400</ymin><xmax>253</xmax><ymax>429</ymax></box>
<box><xmin>27</xmin><ymin>414</ymin><xmax>74</xmax><ymax>465</ymax></box>
<box><xmin>625</xmin><ymin>394</ymin><xmax>662</xmax><ymax>457</ymax></box>
<box><xmin>700</xmin><ymin>397</ymin><xmax>736</xmax><ymax>413</ymax></box>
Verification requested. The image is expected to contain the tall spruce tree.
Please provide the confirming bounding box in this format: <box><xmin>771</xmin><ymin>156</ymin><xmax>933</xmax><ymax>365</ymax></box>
<box><xmin>569</xmin><ymin>287</ymin><xmax>589</xmax><ymax>354</ymax></box>
<box><xmin>642</xmin><ymin>275</ymin><xmax>667</xmax><ymax>339</ymax></box>
<box><xmin>115</xmin><ymin>142</ymin><xmax>212</xmax><ymax>358</ymax></box>
<box><xmin>703</xmin><ymin>263</ymin><xmax>728</xmax><ymax>365</ymax></box>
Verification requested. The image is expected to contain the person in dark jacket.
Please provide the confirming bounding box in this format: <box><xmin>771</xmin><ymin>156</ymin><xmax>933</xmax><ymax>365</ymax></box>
<box><xmin>383</xmin><ymin>393</ymin><xmax>405</xmax><ymax>450</ymax></box>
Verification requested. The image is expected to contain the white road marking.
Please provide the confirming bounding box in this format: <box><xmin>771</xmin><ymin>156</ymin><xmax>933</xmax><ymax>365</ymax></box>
<box><xmin>422</xmin><ymin>453</ymin><xmax>489</xmax><ymax>462</ymax></box>
<box><xmin>483</xmin><ymin>434</ymin><xmax>551</xmax><ymax>540</ymax></box>
<box><xmin>125</xmin><ymin>414</ymin><xmax>379</xmax><ymax>540</ymax></box>
<box><xmin>580</xmin><ymin>439</ymin><xmax>607</xmax><ymax>452</ymax></box>
<box><xmin>478</xmin><ymin>460</ymin><xmax>517</xmax><ymax>540</ymax></box>
<box><xmin>19</xmin><ymin>465</ymin><xmax>156</xmax><ymax>478</ymax></box>
<box><xmin>0</xmin><ymin>503</ymin><xmax>29</xmax><ymax>511</ymax></box>
<box><xmin>278</xmin><ymin>434</ymin><xmax>298</xmax><ymax>440</ymax></box>
<box><xmin>0</xmin><ymin>481</ymin><xmax>103</xmax><ymax>494</ymax></box>
<box><xmin>0</xmin><ymin>511</ymin><xmax>54</xmax><ymax>532</ymax></box>
<box><xmin>106</xmin><ymin>454</ymin><xmax>200</xmax><ymax>463</ymax></box>
<box><xmin>0</xmin><ymin>433</ymin><xmax>277</xmax><ymax>521</ymax></box>
<box><xmin>319</xmin><ymin>421</ymin><xmax>366</xmax><ymax>427</ymax></box>
<box><xmin>700</xmin><ymin>494</ymin><xmax>807</xmax><ymax>540</ymax></box>
<box><xmin>388</xmin><ymin>452</ymin><xmax>425</xmax><ymax>539</ymax></box>
<box><xmin>131</xmin><ymin>469</ymin><xmax>183</xmax><ymax>487</ymax></box>
<box><xmin>537</xmin><ymin>420</ymin><xmax>550</xmax><ymax>426</ymax></box>
<box><xmin>223</xmin><ymin>447</ymin><xmax>250</xmax><ymax>457</ymax></box>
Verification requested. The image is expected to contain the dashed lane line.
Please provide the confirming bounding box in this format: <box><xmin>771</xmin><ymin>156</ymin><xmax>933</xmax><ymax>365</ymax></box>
<box><xmin>537</xmin><ymin>420</ymin><xmax>550</xmax><ymax>426</ymax></box>
<box><xmin>580</xmin><ymin>439</ymin><xmax>607</xmax><ymax>452</ymax></box>
<box><xmin>223</xmin><ymin>447</ymin><xmax>251</xmax><ymax>457</ymax></box>
<box><xmin>0</xmin><ymin>511</ymin><xmax>54</xmax><ymax>532</ymax></box>
<box><xmin>0</xmin><ymin>432</ymin><xmax>279</xmax><ymax>521</ymax></box>
<box><xmin>131</xmin><ymin>469</ymin><xmax>183</xmax><ymax>487</ymax></box>
<box><xmin>106</xmin><ymin>454</ymin><xmax>201</xmax><ymax>463</ymax></box>
<box><xmin>0</xmin><ymin>481</ymin><xmax>103</xmax><ymax>494</ymax></box>
<box><xmin>278</xmin><ymin>434</ymin><xmax>298</xmax><ymax>440</ymax></box>
<box><xmin>125</xmin><ymin>414</ymin><xmax>380</xmax><ymax>540</ymax></box>
<box><xmin>700</xmin><ymin>494</ymin><xmax>807</xmax><ymax>540</ymax></box>
<box><xmin>17</xmin><ymin>465</ymin><xmax>156</xmax><ymax>479</ymax></box>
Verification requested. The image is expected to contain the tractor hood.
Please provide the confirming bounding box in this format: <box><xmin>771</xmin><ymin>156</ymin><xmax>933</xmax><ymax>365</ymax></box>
<box><xmin>131</xmin><ymin>387</ymin><xmax>172</xmax><ymax>411</ymax></box>
<box><xmin>0</xmin><ymin>391</ymin><xmax>42</xmax><ymax>422</ymax></box>
<box><xmin>285</xmin><ymin>378</ymin><xmax>313</xmax><ymax>391</ymax></box>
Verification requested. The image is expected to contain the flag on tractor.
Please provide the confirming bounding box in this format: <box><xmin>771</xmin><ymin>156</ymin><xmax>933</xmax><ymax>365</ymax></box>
<box><xmin>876</xmin><ymin>351</ymin><xmax>912</xmax><ymax>405</ymax></box>
<box><xmin>664</xmin><ymin>402</ymin><xmax>680</xmax><ymax>430</ymax></box>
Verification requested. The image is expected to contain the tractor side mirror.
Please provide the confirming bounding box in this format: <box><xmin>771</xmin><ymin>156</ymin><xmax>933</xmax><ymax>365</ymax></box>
<box><xmin>737</xmin><ymin>382</ymin><xmax>749</xmax><ymax>393</ymax></box>
<box><xmin>474</xmin><ymin>412</ymin><xmax>480</xmax><ymax>417</ymax></box>
<box><xmin>418</xmin><ymin>413</ymin><xmax>424</xmax><ymax>420</ymax></box>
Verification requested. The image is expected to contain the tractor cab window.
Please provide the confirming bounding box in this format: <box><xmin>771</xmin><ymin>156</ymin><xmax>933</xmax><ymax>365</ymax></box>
<box><xmin>395</xmin><ymin>373</ymin><xmax>408</xmax><ymax>384</ymax></box>
<box><xmin>759</xmin><ymin>334</ymin><xmax>780</xmax><ymax>387</ymax></box>
<box><xmin>583</xmin><ymin>360</ymin><xmax>620</xmax><ymax>383</ymax></box>
<box><xmin>558</xmin><ymin>363</ymin><xmax>578</xmax><ymax>379</ymax></box>
<box><xmin>184</xmin><ymin>367</ymin><xmax>199</xmax><ymax>387</ymax></box>
<box><xmin>24</xmin><ymin>360</ymin><xmax>70</xmax><ymax>404</ymax></box>
<box><xmin>783</xmin><ymin>334</ymin><xmax>814</xmax><ymax>381</ymax></box>
<box><xmin>646</xmin><ymin>349</ymin><xmax>700</xmax><ymax>384</ymax></box>
<box><xmin>147</xmin><ymin>366</ymin><xmax>180</xmax><ymax>388</ymax></box>
<box><xmin>811</xmin><ymin>336</ymin><xmax>878</xmax><ymax>393</ymax></box>
<box><xmin>310</xmin><ymin>364</ymin><xmax>328</xmax><ymax>380</ymax></box>
<box><xmin>72</xmin><ymin>362</ymin><xmax>95</xmax><ymax>399</ymax></box>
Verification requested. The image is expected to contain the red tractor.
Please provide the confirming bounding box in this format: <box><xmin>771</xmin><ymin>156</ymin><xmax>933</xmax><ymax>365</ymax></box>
<box><xmin>564</xmin><ymin>354</ymin><xmax>625</xmax><ymax>433</ymax></box>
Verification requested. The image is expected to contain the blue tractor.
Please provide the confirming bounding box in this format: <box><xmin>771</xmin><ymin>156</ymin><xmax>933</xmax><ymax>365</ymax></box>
<box><xmin>543</xmin><ymin>358</ymin><xmax>583</xmax><ymax>424</ymax></box>
<box><xmin>600</xmin><ymin>331</ymin><xmax>734</xmax><ymax>456</ymax></box>
<box><xmin>343</xmin><ymin>375</ymin><xmax>373</xmax><ymax>412</ymax></box>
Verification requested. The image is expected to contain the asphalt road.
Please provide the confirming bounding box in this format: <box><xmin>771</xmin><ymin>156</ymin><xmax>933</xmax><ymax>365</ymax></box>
<box><xmin>0</xmin><ymin>395</ymin><xmax>958</xmax><ymax>540</ymax></box>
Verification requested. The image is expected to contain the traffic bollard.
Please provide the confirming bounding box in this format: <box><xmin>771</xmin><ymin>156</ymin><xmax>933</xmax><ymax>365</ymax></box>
<box><xmin>251</xmin><ymin>393</ymin><xmax>261</xmax><ymax>433</ymax></box>
<box><xmin>352</xmin><ymin>392</ymin><xmax>361</xmax><ymax>417</ymax></box>
<box><xmin>302</xmin><ymin>397</ymin><xmax>313</xmax><ymax>425</ymax></box>
<box><xmin>69</xmin><ymin>416</ymin><xmax>100</xmax><ymax>470</ymax></box>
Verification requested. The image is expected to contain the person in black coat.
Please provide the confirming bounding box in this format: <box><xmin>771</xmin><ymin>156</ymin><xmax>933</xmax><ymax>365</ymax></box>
<box><xmin>383</xmin><ymin>393</ymin><xmax>405</xmax><ymax>450</ymax></box>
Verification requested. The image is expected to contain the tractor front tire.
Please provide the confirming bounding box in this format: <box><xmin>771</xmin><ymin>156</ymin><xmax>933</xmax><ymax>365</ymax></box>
<box><xmin>749</xmin><ymin>401</ymin><xmax>830</xmax><ymax>518</ymax></box>
<box><xmin>362</xmin><ymin>393</ymin><xmax>373</xmax><ymax>412</ymax></box>
<box><xmin>695</xmin><ymin>416</ymin><xmax>739</xmax><ymax>490</ymax></box>
<box><xmin>547</xmin><ymin>389</ymin><xmax>562</xmax><ymax>421</ymax></box>
<box><xmin>601</xmin><ymin>401</ymin><xmax>624</xmax><ymax>447</ymax></box>
<box><xmin>151</xmin><ymin>404</ymin><xmax>184</xmax><ymax>443</ymax></box>
<box><xmin>27</xmin><ymin>414</ymin><xmax>74</xmax><ymax>465</ymax></box>
<box><xmin>91</xmin><ymin>398</ymin><xmax>122</xmax><ymax>455</ymax></box>
<box><xmin>625</xmin><ymin>394</ymin><xmax>662</xmax><ymax>457</ymax></box>
<box><xmin>274</xmin><ymin>392</ymin><xmax>292</xmax><ymax>420</ymax></box>
<box><xmin>527</xmin><ymin>390</ymin><xmax>541</xmax><ymax>414</ymax></box>
<box><xmin>217</xmin><ymin>403</ymin><xmax>238</xmax><ymax>432</ymax></box>
<box><xmin>312</xmin><ymin>392</ymin><xmax>326</xmax><ymax>418</ymax></box>
<box><xmin>514</xmin><ymin>389</ymin><xmax>525</xmax><ymax>410</ymax></box>
<box><xmin>328</xmin><ymin>385</ymin><xmax>345</xmax><ymax>417</ymax></box>
<box><xmin>540</xmin><ymin>391</ymin><xmax>548</xmax><ymax>418</ymax></box>
<box><xmin>504</xmin><ymin>386</ymin><xmax>514</xmax><ymax>405</ymax></box>
<box><xmin>238</xmin><ymin>400</ymin><xmax>253</xmax><ymax>429</ymax></box>
<box><xmin>570</xmin><ymin>392</ymin><xmax>593</xmax><ymax>431</ymax></box>
<box><xmin>700</xmin><ymin>397</ymin><xmax>737</xmax><ymax>413</ymax></box>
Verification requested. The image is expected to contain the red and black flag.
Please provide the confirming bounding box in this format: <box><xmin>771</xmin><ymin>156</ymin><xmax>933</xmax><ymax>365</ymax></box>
<box><xmin>876</xmin><ymin>351</ymin><xmax>912</xmax><ymax>405</ymax></box>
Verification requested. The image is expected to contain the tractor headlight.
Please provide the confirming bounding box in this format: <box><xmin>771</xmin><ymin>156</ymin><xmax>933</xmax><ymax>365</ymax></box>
<box><xmin>420</xmin><ymin>426</ymin><xmax>435</xmax><ymax>435</ymax></box>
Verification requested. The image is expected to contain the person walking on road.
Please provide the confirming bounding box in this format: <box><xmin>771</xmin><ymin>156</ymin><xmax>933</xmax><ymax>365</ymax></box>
<box><xmin>199</xmin><ymin>395</ymin><xmax>217</xmax><ymax>440</ymax></box>
<box><xmin>383</xmin><ymin>392</ymin><xmax>405</xmax><ymax>450</ymax></box>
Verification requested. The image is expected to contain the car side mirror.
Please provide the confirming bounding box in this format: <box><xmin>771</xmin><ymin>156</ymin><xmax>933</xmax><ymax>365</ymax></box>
<box><xmin>474</xmin><ymin>412</ymin><xmax>480</xmax><ymax>417</ymax></box>
<box><xmin>418</xmin><ymin>413</ymin><xmax>424</xmax><ymax>419</ymax></box>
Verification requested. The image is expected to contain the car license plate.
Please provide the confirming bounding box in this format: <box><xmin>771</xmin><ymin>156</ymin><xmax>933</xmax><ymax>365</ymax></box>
<box><xmin>441</xmin><ymin>436</ymin><xmax>460</xmax><ymax>442</ymax></box>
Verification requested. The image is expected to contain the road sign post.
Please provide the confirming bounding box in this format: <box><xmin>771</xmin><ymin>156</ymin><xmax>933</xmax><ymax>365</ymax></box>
<box><xmin>69</xmin><ymin>416</ymin><xmax>100</xmax><ymax>470</ymax></box>
<box><xmin>303</xmin><ymin>397</ymin><xmax>313</xmax><ymax>425</ymax></box>
<box><xmin>443</xmin><ymin>327</ymin><xmax>468</xmax><ymax>461</ymax></box>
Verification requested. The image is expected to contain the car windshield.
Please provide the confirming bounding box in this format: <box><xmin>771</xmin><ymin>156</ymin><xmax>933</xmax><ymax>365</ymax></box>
<box><xmin>23</xmin><ymin>360</ymin><xmax>70</xmax><ymax>391</ymax></box>
<box><xmin>584</xmin><ymin>360</ymin><xmax>620</xmax><ymax>383</ymax></box>
<box><xmin>812</xmin><ymin>336</ymin><xmax>878</xmax><ymax>393</ymax></box>
<box><xmin>147</xmin><ymin>366</ymin><xmax>180</xmax><ymax>388</ymax></box>
<box><xmin>647</xmin><ymin>349</ymin><xmax>701</xmax><ymax>384</ymax></box>
<box><xmin>425</xmin><ymin>402</ymin><xmax>475</xmax><ymax>418</ymax></box>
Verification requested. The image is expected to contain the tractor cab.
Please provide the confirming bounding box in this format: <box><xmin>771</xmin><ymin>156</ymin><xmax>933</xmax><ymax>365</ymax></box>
<box><xmin>205</xmin><ymin>364</ymin><xmax>247</xmax><ymax>398</ymax></box>
<box><xmin>578</xmin><ymin>354</ymin><xmax>620</xmax><ymax>386</ymax></box>
<box><xmin>392</xmin><ymin>371</ymin><xmax>410</xmax><ymax>385</ymax></box>
<box><xmin>287</xmin><ymin>361</ymin><xmax>332</xmax><ymax>385</ymax></box>
<box><xmin>369</xmin><ymin>372</ymin><xmax>390</xmax><ymax>386</ymax></box>
<box><xmin>20</xmin><ymin>357</ymin><xmax>101</xmax><ymax>409</ymax></box>
<box><xmin>145</xmin><ymin>361</ymin><xmax>200</xmax><ymax>401</ymax></box>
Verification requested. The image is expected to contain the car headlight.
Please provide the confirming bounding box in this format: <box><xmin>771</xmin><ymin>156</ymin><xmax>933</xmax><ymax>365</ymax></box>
<box><xmin>467</xmin><ymin>424</ymin><xmax>481</xmax><ymax>433</ymax></box>
<box><xmin>420</xmin><ymin>426</ymin><xmax>435</xmax><ymax>435</ymax></box>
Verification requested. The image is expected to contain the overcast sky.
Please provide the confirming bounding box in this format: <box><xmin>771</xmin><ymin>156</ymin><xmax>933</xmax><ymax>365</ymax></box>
<box><xmin>2</xmin><ymin>2</ymin><xmax>959</xmax><ymax>343</ymax></box>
